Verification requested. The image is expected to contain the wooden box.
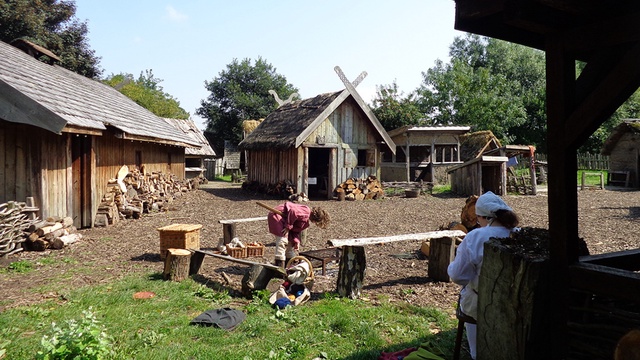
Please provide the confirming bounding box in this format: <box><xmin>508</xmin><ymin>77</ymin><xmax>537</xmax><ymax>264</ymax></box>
<box><xmin>246</xmin><ymin>243</ymin><xmax>265</xmax><ymax>257</ymax></box>
<box><xmin>158</xmin><ymin>224</ymin><xmax>202</xmax><ymax>260</ymax></box>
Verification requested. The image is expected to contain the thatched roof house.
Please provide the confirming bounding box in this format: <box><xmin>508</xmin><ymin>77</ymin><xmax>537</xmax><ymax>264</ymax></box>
<box><xmin>239</xmin><ymin>85</ymin><xmax>395</xmax><ymax>199</ymax></box>
<box><xmin>601</xmin><ymin>119</ymin><xmax>640</xmax><ymax>187</ymax></box>
<box><xmin>459</xmin><ymin>130</ymin><xmax>501</xmax><ymax>161</ymax></box>
<box><xmin>0</xmin><ymin>40</ymin><xmax>199</xmax><ymax>228</ymax></box>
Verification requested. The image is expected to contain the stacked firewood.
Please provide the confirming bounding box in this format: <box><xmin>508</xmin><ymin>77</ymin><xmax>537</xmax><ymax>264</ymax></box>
<box><xmin>24</xmin><ymin>216</ymin><xmax>82</xmax><ymax>251</ymax></box>
<box><xmin>335</xmin><ymin>175</ymin><xmax>385</xmax><ymax>201</ymax></box>
<box><xmin>0</xmin><ymin>201</ymin><xmax>38</xmax><ymax>256</ymax></box>
<box><xmin>242</xmin><ymin>179</ymin><xmax>296</xmax><ymax>199</ymax></box>
<box><xmin>95</xmin><ymin>165</ymin><xmax>199</xmax><ymax>227</ymax></box>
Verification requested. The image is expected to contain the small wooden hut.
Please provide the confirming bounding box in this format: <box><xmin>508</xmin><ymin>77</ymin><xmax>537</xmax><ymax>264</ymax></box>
<box><xmin>239</xmin><ymin>69</ymin><xmax>396</xmax><ymax>199</ymax></box>
<box><xmin>0</xmin><ymin>40</ymin><xmax>199</xmax><ymax>228</ymax></box>
<box><xmin>164</xmin><ymin>117</ymin><xmax>216</xmax><ymax>180</ymax></box>
<box><xmin>380</xmin><ymin>125</ymin><xmax>470</xmax><ymax>184</ymax></box>
<box><xmin>601</xmin><ymin>119</ymin><xmax>640</xmax><ymax>188</ymax></box>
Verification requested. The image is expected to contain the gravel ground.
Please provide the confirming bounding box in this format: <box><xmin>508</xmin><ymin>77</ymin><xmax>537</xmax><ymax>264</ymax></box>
<box><xmin>1</xmin><ymin>182</ymin><xmax>638</xmax><ymax>314</ymax></box>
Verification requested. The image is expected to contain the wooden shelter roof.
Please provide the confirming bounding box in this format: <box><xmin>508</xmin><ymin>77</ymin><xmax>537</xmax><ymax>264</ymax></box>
<box><xmin>0</xmin><ymin>40</ymin><xmax>198</xmax><ymax>148</ymax></box>
<box><xmin>386</xmin><ymin>125</ymin><xmax>471</xmax><ymax>138</ymax></box>
<box><xmin>239</xmin><ymin>87</ymin><xmax>396</xmax><ymax>153</ymax></box>
<box><xmin>601</xmin><ymin>119</ymin><xmax>640</xmax><ymax>155</ymax></box>
<box><xmin>163</xmin><ymin>118</ymin><xmax>216</xmax><ymax>157</ymax></box>
<box><xmin>459</xmin><ymin>130</ymin><xmax>501</xmax><ymax>161</ymax></box>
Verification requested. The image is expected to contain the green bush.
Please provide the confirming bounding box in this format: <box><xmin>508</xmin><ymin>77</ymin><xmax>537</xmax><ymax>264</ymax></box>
<box><xmin>36</xmin><ymin>308</ymin><xmax>113</xmax><ymax>360</ymax></box>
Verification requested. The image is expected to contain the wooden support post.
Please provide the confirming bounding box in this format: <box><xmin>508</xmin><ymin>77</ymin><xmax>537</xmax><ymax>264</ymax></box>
<box><xmin>241</xmin><ymin>264</ymin><xmax>282</xmax><ymax>297</ymax></box>
<box><xmin>163</xmin><ymin>248</ymin><xmax>192</xmax><ymax>281</ymax></box>
<box><xmin>189</xmin><ymin>250</ymin><xmax>206</xmax><ymax>275</ymax></box>
<box><xmin>336</xmin><ymin>245</ymin><xmax>366</xmax><ymax>299</ymax></box>
<box><xmin>222</xmin><ymin>223</ymin><xmax>236</xmax><ymax>245</ymax></box>
<box><xmin>428</xmin><ymin>237</ymin><xmax>456</xmax><ymax>282</ymax></box>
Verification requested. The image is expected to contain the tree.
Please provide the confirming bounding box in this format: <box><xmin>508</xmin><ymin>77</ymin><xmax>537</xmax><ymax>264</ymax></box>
<box><xmin>371</xmin><ymin>81</ymin><xmax>423</xmax><ymax>131</ymax></box>
<box><xmin>417</xmin><ymin>34</ymin><xmax>546</xmax><ymax>150</ymax></box>
<box><xmin>0</xmin><ymin>0</ymin><xmax>102</xmax><ymax>78</ymax></box>
<box><xmin>104</xmin><ymin>70</ymin><xmax>190</xmax><ymax>119</ymax></box>
<box><xmin>197</xmin><ymin>57</ymin><xmax>298</xmax><ymax>152</ymax></box>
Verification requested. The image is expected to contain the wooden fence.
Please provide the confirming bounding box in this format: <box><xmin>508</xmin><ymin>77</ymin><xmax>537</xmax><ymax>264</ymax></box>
<box><xmin>512</xmin><ymin>153</ymin><xmax>609</xmax><ymax>171</ymax></box>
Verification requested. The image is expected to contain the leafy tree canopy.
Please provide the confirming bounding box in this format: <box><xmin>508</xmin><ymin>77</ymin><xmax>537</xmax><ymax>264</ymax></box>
<box><xmin>0</xmin><ymin>0</ymin><xmax>102</xmax><ymax>78</ymax></box>
<box><xmin>371</xmin><ymin>81</ymin><xmax>424</xmax><ymax>131</ymax></box>
<box><xmin>416</xmin><ymin>34</ymin><xmax>546</xmax><ymax>150</ymax></box>
<box><xmin>197</xmin><ymin>57</ymin><xmax>298</xmax><ymax>152</ymax></box>
<box><xmin>104</xmin><ymin>70</ymin><xmax>190</xmax><ymax>120</ymax></box>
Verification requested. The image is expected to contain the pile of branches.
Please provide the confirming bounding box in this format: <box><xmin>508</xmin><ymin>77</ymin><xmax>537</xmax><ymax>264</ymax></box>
<box><xmin>242</xmin><ymin>179</ymin><xmax>296</xmax><ymax>199</ymax></box>
<box><xmin>0</xmin><ymin>201</ymin><xmax>38</xmax><ymax>256</ymax></box>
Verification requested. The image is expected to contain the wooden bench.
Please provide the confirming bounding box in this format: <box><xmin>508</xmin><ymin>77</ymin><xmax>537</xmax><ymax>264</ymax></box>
<box><xmin>581</xmin><ymin>171</ymin><xmax>605</xmax><ymax>190</ymax></box>
<box><xmin>299</xmin><ymin>247</ymin><xmax>341</xmax><ymax>275</ymax></box>
<box><xmin>328</xmin><ymin>230</ymin><xmax>467</xmax><ymax>299</ymax></box>
<box><xmin>218</xmin><ymin>216</ymin><xmax>267</xmax><ymax>244</ymax></box>
<box><xmin>608</xmin><ymin>171</ymin><xmax>631</xmax><ymax>187</ymax></box>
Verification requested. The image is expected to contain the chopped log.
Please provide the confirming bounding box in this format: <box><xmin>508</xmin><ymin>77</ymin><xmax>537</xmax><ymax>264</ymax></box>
<box><xmin>427</xmin><ymin>237</ymin><xmax>456</xmax><ymax>282</ymax></box>
<box><xmin>61</xmin><ymin>216</ymin><xmax>74</xmax><ymax>228</ymax></box>
<box><xmin>328</xmin><ymin>230</ymin><xmax>466</xmax><ymax>247</ymax></box>
<box><xmin>461</xmin><ymin>195</ymin><xmax>479</xmax><ymax>231</ymax></box>
<box><xmin>49</xmin><ymin>233</ymin><xmax>81</xmax><ymax>250</ymax></box>
<box><xmin>336</xmin><ymin>245</ymin><xmax>366</xmax><ymax>299</ymax></box>
<box><xmin>163</xmin><ymin>248</ymin><xmax>192</xmax><ymax>281</ymax></box>
<box><xmin>241</xmin><ymin>264</ymin><xmax>282</xmax><ymax>297</ymax></box>
<box><xmin>27</xmin><ymin>220</ymin><xmax>50</xmax><ymax>233</ymax></box>
<box><xmin>36</xmin><ymin>222</ymin><xmax>63</xmax><ymax>237</ymax></box>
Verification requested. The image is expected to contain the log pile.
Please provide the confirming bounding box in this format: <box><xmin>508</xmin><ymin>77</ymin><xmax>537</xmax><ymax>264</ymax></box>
<box><xmin>0</xmin><ymin>201</ymin><xmax>39</xmax><ymax>256</ymax></box>
<box><xmin>24</xmin><ymin>216</ymin><xmax>82</xmax><ymax>251</ymax></box>
<box><xmin>95</xmin><ymin>165</ymin><xmax>199</xmax><ymax>227</ymax></box>
<box><xmin>334</xmin><ymin>175</ymin><xmax>384</xmax><ymax>201</ymax></box>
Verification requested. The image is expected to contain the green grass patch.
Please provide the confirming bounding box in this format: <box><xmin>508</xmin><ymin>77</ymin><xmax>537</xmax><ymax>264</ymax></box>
<box><xmin>577</xmin><ymin>170</ymin><xmax>608</xmax><ymax>187</ymax></box>
<box><xmin>0</xmin><ymin>273</ymin><xmax>459</xmax><ymax>360</ymax></box>
<box><xmin>7</xmin><ymin>260</ymin><xmax>33</xmax><ymax>273</ymax></box>
<box><xmin>214</xmin><ymin>175</ymin><xmax>232</xmax><ymax>182</ymax></box>
<box><xmin>431</xmin><ymin>184</ymin><xmax>451</xmax><ymax>194</ymax></box>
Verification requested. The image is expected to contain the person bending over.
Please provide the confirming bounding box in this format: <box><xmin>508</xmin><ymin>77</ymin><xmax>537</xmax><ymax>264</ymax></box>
<box><xmin>267</xmin><ymin>201</ymin><xmax>329</xmax><ymax>267</ymax></box>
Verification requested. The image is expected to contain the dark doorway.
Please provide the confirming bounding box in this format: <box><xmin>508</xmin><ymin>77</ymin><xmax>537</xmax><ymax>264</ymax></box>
<box><xmin>308</xmin><ymin>148</ymin><xmax>331</xmax><ymax>199</ymax></box>
<box><xmin>71</xmin><ymin>135</ymin><xmax>92</xmax><ymax>228</ymax></box>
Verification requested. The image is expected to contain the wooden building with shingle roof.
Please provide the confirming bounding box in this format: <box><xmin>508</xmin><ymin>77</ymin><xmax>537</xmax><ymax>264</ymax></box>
<box><xmin>163</xmin><ymin>117</ymin><xmax>216</xmax><ymax>180</ymax></box>
<box><xmin>0</xmin><ymin>40</ymin><xmax>199</xmax><ymax>228</ymax></box>
<box><xmin>601</xmin><ymin>119</ymin><xmax>640</xmax><ymax>188</ymax></box>
<box><xmin>239</xmin><ymin>70</ymin><xmax>395</xmax><ymax>199</ymax></box>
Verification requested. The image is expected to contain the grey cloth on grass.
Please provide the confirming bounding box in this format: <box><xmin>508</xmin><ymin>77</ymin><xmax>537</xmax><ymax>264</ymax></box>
<box><xmin>190</xmin><ymin>308</ymin><xmax>246</xmax><ymax>330</ymax></box>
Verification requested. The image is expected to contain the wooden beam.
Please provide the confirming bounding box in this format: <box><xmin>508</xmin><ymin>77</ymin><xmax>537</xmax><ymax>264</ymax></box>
<box><xmin>563</xmin><ymin>42</ymin><xmax>640</xmax><ymax>147</ymax></box>
<box><xmin>569</xmin><ymin>262</ymin><xmax>640</xmax><ymax>302</ymax></box>
<box><xmin>562</xmin><ymin>12</ymin><xmax>640</xmax><ymax>54</ymax></box>
<box><xmin>580</xmin><ymin>249</ymin><xmax>640</xmax><ymax>271</ymax></box>
<box><xmin>328</xmin><ymin>230</ymin><xmax>466</xmax><ymax>247</ymax></box>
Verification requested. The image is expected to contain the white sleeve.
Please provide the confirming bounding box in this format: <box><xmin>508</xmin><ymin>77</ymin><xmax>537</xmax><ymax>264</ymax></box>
<box><xmin>447</xmin><ymin>237</ymin><xmax>475</xmax><ymax>285</ymax></box>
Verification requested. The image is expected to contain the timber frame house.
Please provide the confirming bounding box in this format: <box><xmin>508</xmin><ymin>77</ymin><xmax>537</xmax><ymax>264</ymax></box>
<box><xmin>163</xmin><ymin>117</ymin><xmax>216</xmax><ymax>180</ymax></box>
<box><xmin>454</xmin><ymin>0</ymin><xmax>640</xmax><ymax>358</ymax></box>
<box><xmin>239</xmin><ymin>67</ymin><xmax>396</xmax><ymax>199</ymax></box>
<box><xmin>0</xmin><ymin>40</ymin><xmax>199</xmax><ymax>229</ymax></box>
<box><xmin>380</xmin><ymin>125</ymin><xmax>470</xmax><ymax>184</ymax></box>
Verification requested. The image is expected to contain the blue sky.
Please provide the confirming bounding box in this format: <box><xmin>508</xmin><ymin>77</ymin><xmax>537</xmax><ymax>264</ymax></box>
<box><xmin>74</xmin><ymin>1</ymin><xmax>464</xmax><ymax>129</ymax></box>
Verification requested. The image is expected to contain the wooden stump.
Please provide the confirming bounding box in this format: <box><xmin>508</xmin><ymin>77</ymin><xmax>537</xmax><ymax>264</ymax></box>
<box><xmin>163</xmin><ymin>248</ymin><xmax>192</xmax><ymax>281</ymax></box>
<box><xmin>336</xmin><ymin>245</ymin><xmax>366</xmax><ymax>299</ymax></box>
<box><xmin>428</xmin><ymin>237</ymin><xmax>456</xmax><ymax>282</ymax></box>
<box><xmin>477</xmin><ymin>238</ymin><xmax>551</xmax><ymax>360</ymax></box>
<box><xmin>241</xmin><ymin>264</ymin><xmax>280</xmax><ymax>297</ymax></box>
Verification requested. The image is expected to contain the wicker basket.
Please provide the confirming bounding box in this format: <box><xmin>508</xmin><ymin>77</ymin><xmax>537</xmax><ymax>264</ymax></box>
<box><xmin>286</xmin><ymin>256</ymin><xmax>315</xmax><ymax>290</ymax></box>
<box><xmin>157</xmin><ymin>224</ymin><xmax>202</xmax><ymax>260</ymax></box>
<box><xmin>246</xmin><ymin>243</ymin><xmax>265</xmax><ymax>257</ymax></box>
<box><xmin>227</xmin><ymin>246</ymin><xmax>247</xmax><ymax>259</ymax></box>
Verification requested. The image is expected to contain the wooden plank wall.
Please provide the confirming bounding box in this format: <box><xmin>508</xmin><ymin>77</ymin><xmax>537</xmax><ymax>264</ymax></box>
<box><xmin>450</xmin><ymin>162</ymin><xmax>481</xmax><ymax>196</ymax></box>
<box><xmin>245</xmin><ymin>148</ymin><xmax>298</xmax><ymax>184</ymax></box>
<box><xmin>0</xmin><ymin>121</ymin><xmax>67</xmax><ymax>219</ymax></box>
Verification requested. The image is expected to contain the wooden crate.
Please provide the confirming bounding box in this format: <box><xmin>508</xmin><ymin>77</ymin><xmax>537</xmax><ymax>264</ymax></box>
<box><xmin>246</xmin><ymin>243</ymin><xmax>265</xmax><ymax>257</ymax></box>
<box><xmin>157</xmin><ymin>224</ymin><xmax>202</xmax><ymax>260</ymax></box>
<box><xmin>227</xmin><ymin>246</ymin><xmax>247</xmax><ymax>259</ymax></box>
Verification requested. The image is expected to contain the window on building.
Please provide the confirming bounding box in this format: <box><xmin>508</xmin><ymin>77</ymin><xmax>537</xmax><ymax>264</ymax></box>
<box><xmin>357</xmin><ymin>149</ymin><xmax>367</xmax><ymax>167</ymax></box>
<box><xmin>433</xmin><ymin>145</ymin><xmax>459</xmax><ymax>163</ymax></box>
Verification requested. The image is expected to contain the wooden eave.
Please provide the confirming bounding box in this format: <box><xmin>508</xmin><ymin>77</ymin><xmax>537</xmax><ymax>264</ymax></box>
<box><xmin>117</xmin><ymin>131</ymin><xmax>195</xmax><ymax>148</ymax></box>
<box><xmin>62</xmin><ymin>125</ymin><xmax>103</xmax><ymax>136</ymax></box>
<box><xmin>446</xmin><ymin>155</ymin><xmax>507</xmax><ymax>173</ymax></box>
<box><xmin>0</xmin><ymin>79</ymin><xmax>67</xmax><ymax>134</ymax></box>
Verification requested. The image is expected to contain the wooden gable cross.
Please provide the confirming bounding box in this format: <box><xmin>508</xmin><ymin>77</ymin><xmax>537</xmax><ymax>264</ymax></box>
<box><xmin>334</xmin><ymin>66</ymin><xmax>367</xmax><ymax>89</ymax></box>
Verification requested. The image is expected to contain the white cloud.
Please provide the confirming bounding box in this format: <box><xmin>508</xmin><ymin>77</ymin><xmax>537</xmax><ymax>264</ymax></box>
<box><xmin>165</xmin><ymin>5</ymin><xmax>188</xmax><ymax>22</ymax></box>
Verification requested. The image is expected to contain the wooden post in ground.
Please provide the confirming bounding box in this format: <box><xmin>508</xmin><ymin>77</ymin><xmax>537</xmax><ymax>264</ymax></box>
<box><xmin>222</xmin><ymin>223</ymin><xmax>236</xmax><ymax>245</ymax></box>
<box><xmin>428</xmin><ymin>237</ymin><xmax>456</xmax><ymax>282</ymax></box>
<box><xmin>241</xmin><ymin>264</ymin><xmax>282</xmax><ymax>297</ymax></box>
<box><xmin>336</xmin><ymin>245</ymin><xmax>366</xmax><ymax>299</ymax></box>
<box><xmin>163</xmin><ymin>248</ymin><xmax>192</xmax><ymax>281</ymax></box>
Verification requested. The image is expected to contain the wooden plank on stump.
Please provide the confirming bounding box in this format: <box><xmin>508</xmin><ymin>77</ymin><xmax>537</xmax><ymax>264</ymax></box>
<box><xmin>328</xmin><ymin>230</ymin><xmax>466</xmax><ymax>247</ymax></box>
<box><xmin>241</xmin><ymin>264</ymin><xmax>282</xmax><ymax>297</ymax></box>
<box><xmin>336</xmin><ymin>245</ymin><xmax>366</xmax><ymax>299</ymax></box>
<box><xmin>189</xmin><ymin>250</ymin><xmax>206</xmax><ymax>275</ymax></box>
<box><xmin>163</xmin><ymin>248</ymin><xmax>192</xmax><ymax>282</ymax></box>
<box><xmin>428</xmin><ymin>237</ymin><xmax>456</xmax><ymax>282</ymax></box>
